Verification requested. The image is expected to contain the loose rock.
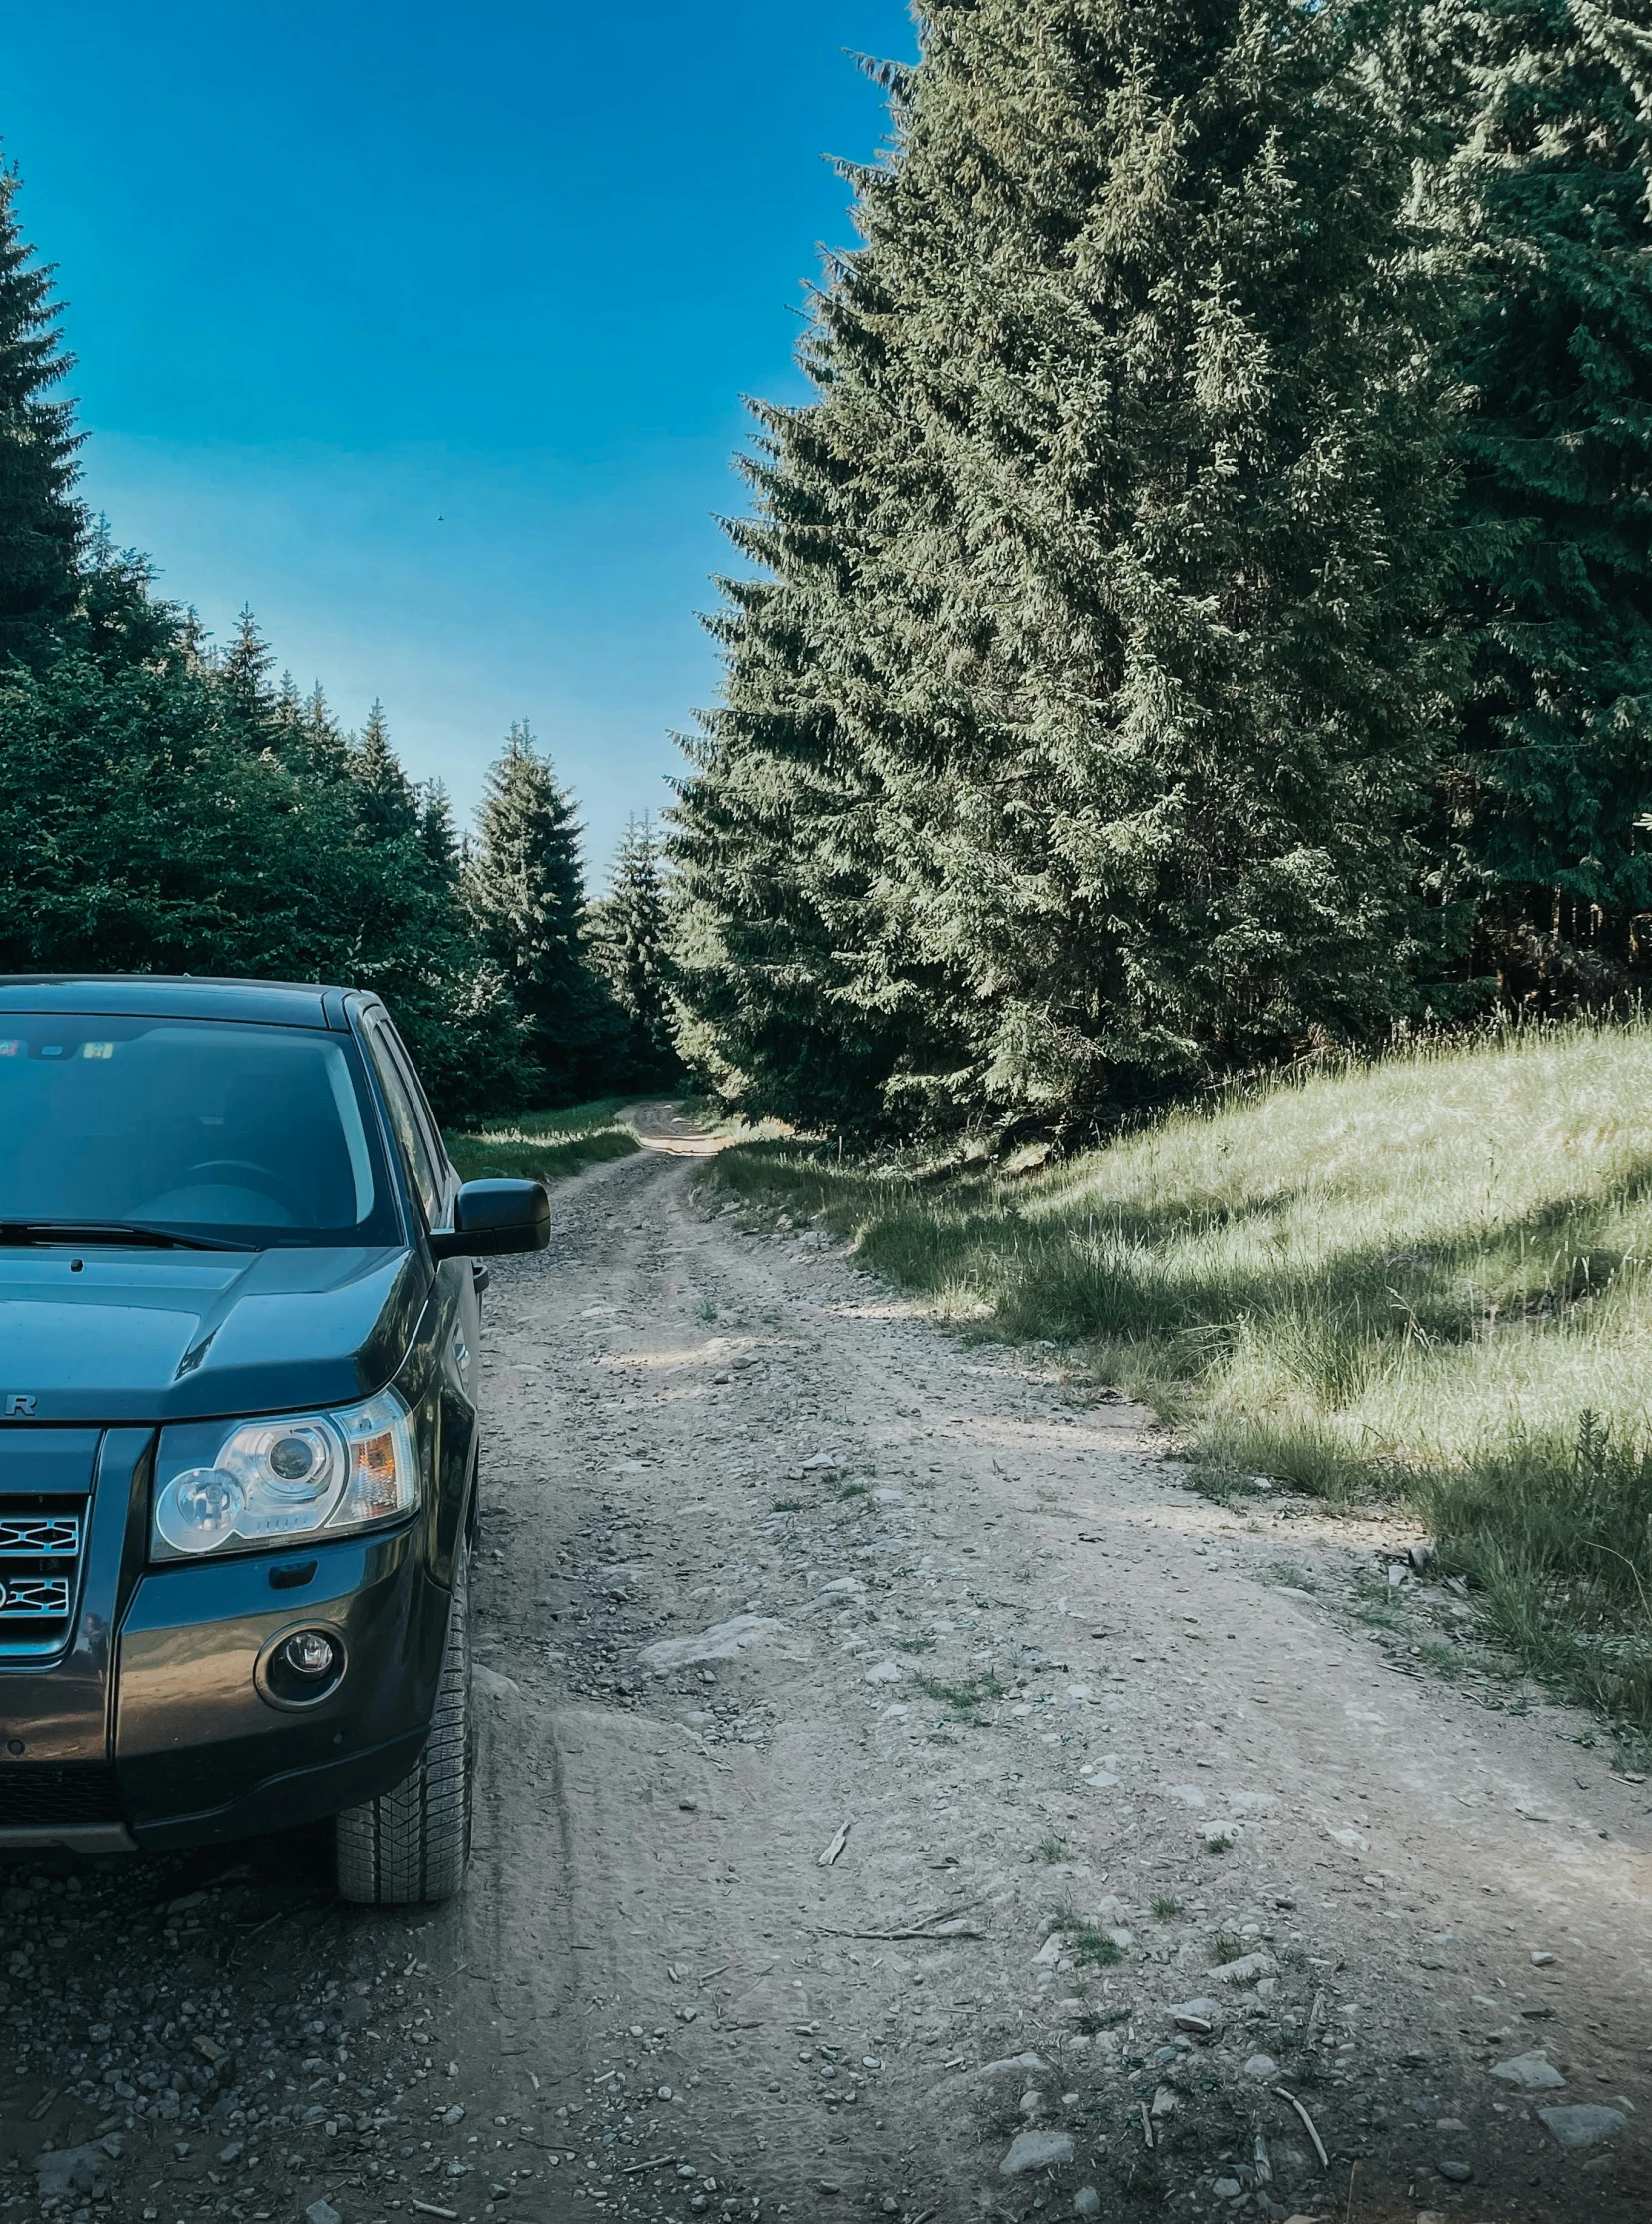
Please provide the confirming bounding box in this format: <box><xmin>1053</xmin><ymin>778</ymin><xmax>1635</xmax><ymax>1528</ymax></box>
<box><xmin>1000</xmin><ymin>2129</ymin><xmax>1076</xmax><ymax>2175</ymax></box>
<box><xmin>1207</xmin><ymin>1951</ymin><xmax>1276</xmax><ymax>1986</ymax></box>
<box><xmin>1490</xmin><ymin>2051</ymin><xmax>1564</xmax><ymax>2090</ymax></box>
<box><xmin>1538</xmin><ymin>2105</ymin><xmax>1628</xmax><ymax>2150</ymax></box>
<box><xmin>639</xmin><ymin>1614</ymin><xmax>783</xmax><ymax>1670</ymax></box>
<box><xmin>36</xmin><ymin>2146</ymin><xmax>109</xmax><ymax>2203</ymax></box>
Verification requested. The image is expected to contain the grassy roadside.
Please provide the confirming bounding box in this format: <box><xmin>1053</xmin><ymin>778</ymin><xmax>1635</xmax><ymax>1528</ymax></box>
<box><xmin>710</xmin><ymin>1024</ymin><xmax>1652</xmax><ymax>1744</ymax></box>
<box><xmin>445</xmin><ymin>1097</ymin><xmax>642</xmax><ymax>1186</ymax></box>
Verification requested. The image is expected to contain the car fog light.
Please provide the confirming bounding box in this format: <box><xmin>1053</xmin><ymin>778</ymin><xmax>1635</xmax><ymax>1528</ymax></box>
<box><xmin>257</xmin><ymin>1624</ymin><xmax>347</xmax><ymax>1709</ymax></box>
<box><xmin>281</xmin><ymin>1630</ymin><xmax>338</xmax><ymax>1678</ymax></box>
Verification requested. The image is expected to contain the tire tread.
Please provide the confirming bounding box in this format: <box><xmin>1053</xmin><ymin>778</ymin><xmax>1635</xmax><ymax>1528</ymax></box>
<box><xmin>335</xmin><ymin>1552</ymin><xmax>471</xmax><ymax>1905</ymax></box>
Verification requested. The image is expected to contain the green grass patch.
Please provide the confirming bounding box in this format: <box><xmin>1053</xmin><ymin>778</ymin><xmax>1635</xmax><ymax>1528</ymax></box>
<box><xmin>915</xmin><ymin>1671</ymin><xmax>1005</xmax><ymax>1717</ymax></box>
<box><xmin>1203</xmin><ymin>1834</ymin><xmax>1235</xmax><ymax>1855</ymax></box>
<box><xmin>1072</xmin><ymin>1928</ymin><xmax>1123</xmax><ymax>1968</ymax></box>
<box><xmin>705</xmin><ymin>1021</ymin><xmax>1652</xmax><ymax>1736</ymax></box>
<box><xmin>446</xmin><ymin>1097</ymin><xmax>641</xmax><ymax>1185</ymax></box>
<box><xmin>1034</xmin><ymin>1837</ymin><xmax>1068</xmax><ymax>1863</ymax></box>
<box><xmin>1151</xmin><ymin>1895</ymin><xmax>1183</xmax><ymax>1920</ymax></box>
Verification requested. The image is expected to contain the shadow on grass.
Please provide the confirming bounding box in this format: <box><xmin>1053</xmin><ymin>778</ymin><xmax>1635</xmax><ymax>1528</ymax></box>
<box><xmin>718</xmin><ymin>1137</ymin><xmax>1652</xmax><ymax>1372</ymax></box>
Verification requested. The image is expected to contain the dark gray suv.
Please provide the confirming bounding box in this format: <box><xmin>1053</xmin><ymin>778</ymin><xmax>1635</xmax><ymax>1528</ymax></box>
<box><xmin>0</xmin><ymin>975</ymin><xmax>548</xmax><ymax>1903</ymax></box>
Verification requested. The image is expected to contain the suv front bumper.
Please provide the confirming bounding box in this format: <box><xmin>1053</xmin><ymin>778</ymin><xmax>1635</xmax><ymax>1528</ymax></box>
<box><xmin>0</xmin><ymin>1428</ymin><xmax>449</xmax><ymax>1853</ymax></box>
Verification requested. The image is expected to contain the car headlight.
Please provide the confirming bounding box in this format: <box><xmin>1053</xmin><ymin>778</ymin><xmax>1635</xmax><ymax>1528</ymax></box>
<box><xmin>152</xmin><ymin>1389</ymin><xmax>419</xmax><ymax>1559</ymax></box>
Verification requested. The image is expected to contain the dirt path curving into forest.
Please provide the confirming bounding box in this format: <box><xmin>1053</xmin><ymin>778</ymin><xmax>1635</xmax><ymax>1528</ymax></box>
<box><xmin>4</xmin><ymin>1120</ymin><xmax>1649</xmax><ymax>2224</ymax></box>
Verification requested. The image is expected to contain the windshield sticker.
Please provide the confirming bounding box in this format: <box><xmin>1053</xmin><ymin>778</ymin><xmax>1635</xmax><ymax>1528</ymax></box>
<box><xmin>82</xmin><ymin>1042</ymin><xmax>116</xmax><ymax>1060</ymax></box>
<box><xmin>0</xmin><ymin>1041</ymin><xmax>19</xmax><ymax>1057</ymax></box>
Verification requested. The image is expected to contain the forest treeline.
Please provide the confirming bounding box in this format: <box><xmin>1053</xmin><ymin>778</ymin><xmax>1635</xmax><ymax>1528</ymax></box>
<box><xmin>672</xmin><ymin>0</ymin><xmax>1652</xmax><ymax>1138</ymax></box>
<box><xmin>0</xmin><ymin>174</ymin><xmax>678</xmax><ymax>1122</ymax></box>
<box><xmin>4</xmin><ymin>0</ymin><xmax>1651</xmax><ymax>1143</ymax></box>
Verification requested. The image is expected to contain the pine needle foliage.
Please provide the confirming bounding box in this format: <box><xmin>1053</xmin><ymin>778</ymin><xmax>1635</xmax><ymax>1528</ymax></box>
<box><xmin>0</xmin><ymin>158</ymin><xmax>84</xmax><ymax>665</ymax></box>
<box><xmin>1429</xmin><ymin>0</ymin><xmax>1652</xmax><ymax>1001</ymax></box>
<box><xmin>590</xmin><ymin>814</ymin><xmax>682</xmax><ymax>1088</ymax></box>
<box><xmin>466</xmin><ymin>722</ymin><xmax>621</xmax><ymax>1103</ymax></box>
<box><xmin>674</xmin><ymin>0</ymin><xmax>1456</xmax><ymax>1137</ymax></box>
<box><xmin>0</xmin><ymin>567</ymin><xmax>526</xmax><ymax>1120</ymax></box>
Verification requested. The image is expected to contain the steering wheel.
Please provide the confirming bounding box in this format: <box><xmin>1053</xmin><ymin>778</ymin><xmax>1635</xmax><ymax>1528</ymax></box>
<box><xmin>180</xmin><ymin>1159</ymin><xmax>311</xmax><ymax>1222</ymax></box>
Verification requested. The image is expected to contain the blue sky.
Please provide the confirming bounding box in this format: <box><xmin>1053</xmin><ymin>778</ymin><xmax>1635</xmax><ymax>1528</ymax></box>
<box><xmin>2</xmin><ymin>0</ymin><xmax>916</xmax><ymax>880</ymax></box>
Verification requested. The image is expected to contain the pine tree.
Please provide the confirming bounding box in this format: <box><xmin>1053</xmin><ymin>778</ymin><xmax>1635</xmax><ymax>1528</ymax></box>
<box><xmin>466</xmin><ymin>723</ymin><xmax>620</xmax><ymax>1101</ymax></box>
<box><xmin>70</xmin><ymin>527</ymin><xmax>188</xmax><ymax>678</ymax></box>
<box><xmin>351</xmin><ymin>699</ymin><xmax>421</xmax><ymax>842</ymax></box>
<box><xmin>416</xmin><ymin>779</ymin><xmax>461</xmax><ymax>889</ymax></box>
<box><xmin>218</xmin><ymin>606</ymin><xmax>277</xmax><ymax>746</ymax></box>
<box><xmin>590</xmin><ymin>815</ymin><xmax>681</xmax><ymax>1086</ymax></box>
<box><xmin>0</xmin><ymin>159</ymin><xmax>84</xmax><ymax>664</ymax></box>
<box><xmin>1431</xmin><ymin>0</ymin><xmax>1652</xmax><ymax>1002</ymax></box>
<box><xmin>674</xmin><ymin>0</ymin><xmax>1454</xmax><ymax>1135</ymax></box>
<box><xmin>289</xmin><ymin>681</ymin><xmax>353</xmax><ymax>783</ymax></box>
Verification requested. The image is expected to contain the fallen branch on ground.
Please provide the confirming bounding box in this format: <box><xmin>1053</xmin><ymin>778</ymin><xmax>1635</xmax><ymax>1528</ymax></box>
<box><xmin>1275</xmin><ymin>2087</ymin><xmax>1329</xmax><ymax>2170</ymax></box>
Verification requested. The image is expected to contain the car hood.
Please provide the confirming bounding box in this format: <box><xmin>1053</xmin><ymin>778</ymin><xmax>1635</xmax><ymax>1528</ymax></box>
<box><xmin>0</xmin><ymin>1245</ymin><xmax>429</xmax><ymax>1423</ymax></box>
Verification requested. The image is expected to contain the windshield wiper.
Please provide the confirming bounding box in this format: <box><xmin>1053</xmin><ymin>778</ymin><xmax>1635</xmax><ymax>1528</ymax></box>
<box><xmin>0</xmin><ymin>1220</ymin><xmax>255</xmax><ymax>1254</ymax></box>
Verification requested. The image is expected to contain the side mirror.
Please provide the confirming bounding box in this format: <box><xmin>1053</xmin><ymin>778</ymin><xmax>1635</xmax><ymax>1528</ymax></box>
<box><xmin>428</xmin><ymin>1178</ymin><xmax>551</xmax><ymax>1260</ymax></box>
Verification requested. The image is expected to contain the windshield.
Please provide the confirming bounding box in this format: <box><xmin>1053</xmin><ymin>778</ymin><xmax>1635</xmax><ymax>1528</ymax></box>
<box><xmin>0</xmin><ymin>1017</ymin><xmax>402</xmax><ymax>1248</ymax></box>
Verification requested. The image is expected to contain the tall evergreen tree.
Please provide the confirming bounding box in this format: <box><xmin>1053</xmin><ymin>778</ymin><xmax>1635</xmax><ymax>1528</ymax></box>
<box><xmin>1429</xmin><ymin>0</ymin><xmax>1652</xmax><ymax>1001</ymax></box>
<box><xmin>674</xmin><ymin>0</ymin><xmax>1455</xmax><ymax>1135</ymax></box>
<box><xmin>70</xmin><ymin>529</ymin><xmax>191</xmax><ymax>678</ymax></box>
<box><xmin>218</xmin><ymin>606</ymin><xmax>277</xmax><ymax>747</ymax></box>
<box><xmin>466</xmin><ymin>723</ymin><xmax>619</xmax><ymax>1101</ymax></box>
<box><xmin>590</xmin><ymin>815</ymin><xmax>681</xmax><ymax>1086</ymax></box>
<box><xmin>416</xmin><ymin>779</ymin><xmax>461</xmax><ymax>889</ymax></box>
<box><xmin>289</xmin><ymin>681</ymin><xmax>353</xmax><ymax>783</ymax></box>
<box><xmin>352</xmin><ymin>699</ymin><xmax>421</xmax><ymax>842</ymax></box>
<box><xmin>0</xmin><ymin>159</ymin><xmax>84</xmax><ymax>665</ymax></box>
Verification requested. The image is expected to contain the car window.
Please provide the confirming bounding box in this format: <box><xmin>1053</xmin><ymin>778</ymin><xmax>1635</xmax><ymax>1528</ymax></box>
<box><xmin>0</xmin><ymin>1017</ymin><xmax>399</xmax><ymax>1246</ymax></box>
<box><xmin>364</xmin><ymin>1022</ymin><xmax>442</xmax><ymax>1226</ymax></box>
<box><xmin>380</xmin><ymin>1024</ymin><xmax>451</xmax><ymax>1206</ymax></box>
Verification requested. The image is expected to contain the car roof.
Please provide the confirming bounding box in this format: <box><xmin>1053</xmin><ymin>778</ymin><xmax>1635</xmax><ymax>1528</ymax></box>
<box><xmin>0</xmin><ymin>975</ymin><xmax>371</xmax><ymax>1030</ymax></box>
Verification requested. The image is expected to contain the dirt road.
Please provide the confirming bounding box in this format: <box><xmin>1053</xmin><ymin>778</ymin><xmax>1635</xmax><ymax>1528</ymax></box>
<box><xmin>5</xmin><ymin>1115</ymin><xmax>1651</xmax><ymax>2224</ymax></box>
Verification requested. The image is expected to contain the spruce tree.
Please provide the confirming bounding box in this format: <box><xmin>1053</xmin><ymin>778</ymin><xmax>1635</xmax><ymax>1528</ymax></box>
<box><xmin>290</xmin><ymin>681</ymin><xmax>354</xmax><ymax>783</ymax></box>
<box><xmin>1431</xmin><ymin>0</ymin><xmax>1652</xmax><ymax>1000</ymax></box>
<box><xmin>590</xmin><ymin>815</ymin><xmax>681</xmax><ymax>1086</ymax></box>
<box><xmin>417</xmin><ymin>779</ymin><xmax>461</xmax><ymax>889</ymax></box>
<box><xmin>674</xmin><ymin>0</ymin><xmax>1454</xmax><ymax>1134</ymax></box>
<box><xmin>351</xmin><ymin>699</ymin><xmax>421</xmax><ymax>842</ymax></box>
<box><xmin>218</xmin><ymin>606</ymin><xmax>277</xmax><ymax>746</ymax></box>
<box><xmin>0</xmin><ymin>160</ymin><xmax>84</xmax><ymax>664</ymax></box>
<box><xmin>466</xmin><ymin>723</ymin><xmax>619</xmax><ymax>1101</ymax></box>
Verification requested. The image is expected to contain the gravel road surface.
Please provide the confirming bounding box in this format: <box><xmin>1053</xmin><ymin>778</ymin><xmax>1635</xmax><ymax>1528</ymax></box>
<box><xmin>4</xmin><ymin>1109</ymin><xmax>1650</xmax><ymax>2224</ymax></box>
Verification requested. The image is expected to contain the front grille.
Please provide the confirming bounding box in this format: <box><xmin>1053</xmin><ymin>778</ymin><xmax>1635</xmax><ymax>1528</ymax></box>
<box><xmin>0</xmin><ymin>1497</ymin><xmax>87</xmax><ymax>1657</ymax></box>
<box><xmin>0</xmin><ymin>1515</ymin><xmax>79</xmax><ymax>1555</ymax></box>
<box><xmin>0</xmin><ymin>1763</ymin><xmax>123</xmax><ymax>1828</ymax></box>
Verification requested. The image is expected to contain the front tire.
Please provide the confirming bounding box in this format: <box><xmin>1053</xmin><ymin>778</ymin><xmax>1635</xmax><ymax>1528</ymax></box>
<box><xmin>335</xmin><ymin>1549</ymin><xmax>472</xmax><ymax>1904</ymax></box>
